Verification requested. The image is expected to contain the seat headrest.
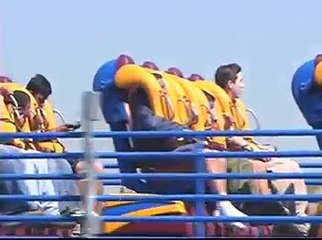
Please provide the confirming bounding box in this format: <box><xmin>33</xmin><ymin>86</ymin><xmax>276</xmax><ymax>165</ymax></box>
<box><xmin>117</xmin><ymin>54</ymin><xmax>135</xmax><ymax>69</ymax></box>
<box><xmin>166</xmin><ymin>67</ymin><xmax>184</xmax><ymax>78</ymax></box>
<box><xmin>0</xmin><ymin>75</ymin><xmax>12</xmax><ymax>83</ymax></box>
<box><xmin>142</xmin><ymin>61</ymin><xmax>159</xmax><ymax>70</ymax></box>
<box><xmin>188</xmin><ymin>74</ymin><xmax>204</xmax><ymax>81</ymax></box>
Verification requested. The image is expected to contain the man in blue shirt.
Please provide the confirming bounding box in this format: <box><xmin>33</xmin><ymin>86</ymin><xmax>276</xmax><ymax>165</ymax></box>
<box><xmin>291</xmin><ymin>54</ymin><xmax>322</xmax><ymax>149</ymax></box>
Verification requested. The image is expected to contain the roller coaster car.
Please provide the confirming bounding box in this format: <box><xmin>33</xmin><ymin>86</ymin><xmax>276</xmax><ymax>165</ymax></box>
<box><xmin>94</xmin><ymin>62</ymin><xmax>280</xmax><ymax>237</ymax></box>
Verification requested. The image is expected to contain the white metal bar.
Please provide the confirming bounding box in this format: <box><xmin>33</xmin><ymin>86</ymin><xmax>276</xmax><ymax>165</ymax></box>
<box><xmin>82</xmin><ymin>91</ymin><xmax>100</xmax><ymax>237</ymax></box>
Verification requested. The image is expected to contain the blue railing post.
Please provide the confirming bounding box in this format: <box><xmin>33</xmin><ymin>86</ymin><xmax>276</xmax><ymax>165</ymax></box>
<box><xmin>195</xmin><ymin>142</ymin><xmax>206</xmax><ymax>237</ymax></box>
<box><xmin>82</xmin><ymin>91</ymin><xmax>100</xmax><ymax>237</ymax></box>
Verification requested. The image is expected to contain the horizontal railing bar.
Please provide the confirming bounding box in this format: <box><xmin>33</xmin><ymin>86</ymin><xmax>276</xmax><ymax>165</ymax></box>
<box><xmin>94</xmin><ymin>215</ymin><xmax>322</xmax><ymax>223</ymax></box>
<box><xmin>2</xmin><ymin>129</ymin><xmax>322</xmax><ymax>139</ymax></box>
<box><xmin>104</xmin><ymin>162</ymin><xmax>322</xmax><ymax>169</ymax></box>
<box><xmin>2</xmin><ymin>172</ymin><xmax>322</xmax><ymax>180</ymax></box>
<box><xmin>299</xmin><ymin>162</ymin><xmax>322</xmax><ymax>168</ymax></box>
<box><xmin>305</xmin><ymin>181</ymin><xmax>322</xmax><ymax>186</ymax></box>
<box><xmin>93</xmin><ymin>129</ymin><xmax>322</xmax><ymax>137</ymax></box>
<box><xmin>1</xmin><ymin>151</ymin><xmax>322</xmax><ymax>159</ymax></box>
<box><xmin>95</xmin><ymin>194</ymin><xmax>322</xmax><ymax>202</ymax></box>
<box><xmin>103</xmin><ymin>180</ymin><xmax>121</xmax><ymax>185</ymax></box>
<box><xmin>104</xmin><ymin>163</ymin><xmax>119</xmax><ymax>168</ymax></box>
<box><xmin>96</xmin><ymin>172</ymin><xmax>322</xmax><ymax>180</ymax></box>
<box><xmin>0</xmin><ymin>174</ymin><xmax>82</xmax><ymax>180</ymax></box>
<box><xmin>96</xmin><ymin>151</ymin><xmax>322</xmax><ymax>159</ymax></box>
<box><xmin>5</xmin><ymin>194</ymin><xmax>322</xmax><ymax>202</ymax></box>
<box><xmin>0</xmin><ymin>152</ymin><xmax>83</xmax><ymax>159</ymax></box>
<box><xmin>0</xmin><ymin>195</ymin><xmax>81</xmax><ymax>201</ymax></box>
<box><xmin>0</xmin><ymin>215</ymin><xmax>82</xmax><ymax>222</ymax></box>
<box><xmin>0</xmin><ymin>215</ymin><xmax>321</xmax><ymax>223</ymax></box>
<box><xmin>103</xmin><ymin>180</ymin><xmax>322</xmax><ymax>186</ymax></box>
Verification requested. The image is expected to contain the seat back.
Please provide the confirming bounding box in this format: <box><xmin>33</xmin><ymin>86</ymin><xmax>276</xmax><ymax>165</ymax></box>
<box><xmin>115</xmin><ymin>64</ymin><xmax>176</xmax><ymax>121</ymax></box>
<box><xmin>169</xmin><ymin>76</ymin><xmax>208</xmax><ymax>131</ymax></box>
<box><xmin>193</xmin><ymin>80</ymin><xmax>229</xmax><ymax>149</ymax></box>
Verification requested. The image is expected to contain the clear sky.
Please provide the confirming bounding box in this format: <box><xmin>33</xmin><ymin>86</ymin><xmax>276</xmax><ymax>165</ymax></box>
<box><xmin>1</xmin><ymin>0</ymin><xmax>322</xmax><ymax>157</ymax></box>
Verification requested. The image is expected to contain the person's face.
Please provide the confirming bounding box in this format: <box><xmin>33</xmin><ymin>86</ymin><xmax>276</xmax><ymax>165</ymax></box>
<box><xmin>33</xmin><ymin>93</ymin><xmax>47</xmax><ymax>107</ymax></box>
<box><xmin>227</xmin><ymin>72</ymin><xmax>245</xmax><ymax>99</ymax></box>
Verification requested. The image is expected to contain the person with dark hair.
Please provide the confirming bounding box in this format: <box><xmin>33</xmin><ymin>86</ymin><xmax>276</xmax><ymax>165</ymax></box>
<box><xmin>26</xmin><ymin>74</ymin><xmax>52</xmax><ymax>107</ymax></box>
<box><xmin>0</xmin><ymin>86</ymin><xmax>62</xmax><ymax>216</ymax></box>
<box><xmin>26</xmin><ymin>74</ymin><xmax>104</xmax><ymax>215</ymax></box>
<box><xmin>215</xmin><ymin>63</ymin><xmax>309</xmax><ymax>236</ymax></box>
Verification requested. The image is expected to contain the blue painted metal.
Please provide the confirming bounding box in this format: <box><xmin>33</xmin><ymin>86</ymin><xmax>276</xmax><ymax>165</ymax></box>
<box><xmin>1</xmin><ymin>129</ymin><xmax>322</xmax><ymax>237</ymax></box>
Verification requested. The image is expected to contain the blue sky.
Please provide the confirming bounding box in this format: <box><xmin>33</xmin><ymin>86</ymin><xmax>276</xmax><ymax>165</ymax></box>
<box><xmin>1</xmin><ymin>0</ymin><xmax>322</xmax><ymax>153</ymax></box>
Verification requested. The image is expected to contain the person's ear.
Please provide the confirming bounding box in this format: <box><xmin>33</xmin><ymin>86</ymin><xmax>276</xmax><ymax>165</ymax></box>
<box><xmin>227</xmin><ymin>79</ymin><xmax>234</xmax><ymax>89</ymax></box>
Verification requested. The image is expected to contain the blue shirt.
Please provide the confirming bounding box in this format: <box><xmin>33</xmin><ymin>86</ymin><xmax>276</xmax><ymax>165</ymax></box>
<box><xmin>291</xmin><ymin>59</ymin><xmax>322</xmax><ymax>126</ymax></box>
<box><xmin>93</xmin><ymin>60</ymin><xmax>151</xmax><ymax>193</ymax></box>
<box><xmin>92</xmin><ymin>59</ymin><xmax>128</xmax><ymax>124</ymax></box>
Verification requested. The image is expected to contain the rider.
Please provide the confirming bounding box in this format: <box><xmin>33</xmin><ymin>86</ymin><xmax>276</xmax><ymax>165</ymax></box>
<box><xmin>0</xmin><ymin>87</ymin><xmax>60</xmax><ymax>216</ymax></box>
<box><xmin>215</xmin><ymin>63</ymin><xmax>309</xmax><ymax>236</ymax></box>
<box><xmin>25</xmin><ymin>74</ymin><xmax>104</xmax><ymax>214</ymax></box>
<box><xmin>291</xmin><ymin>54</ymin><xmax>322</xmax><ymax>149</ymax></box>
<box><xmin>131</xmin><ymin>64</ymin><xmax>248</xmax><ymax>229</ymax></box>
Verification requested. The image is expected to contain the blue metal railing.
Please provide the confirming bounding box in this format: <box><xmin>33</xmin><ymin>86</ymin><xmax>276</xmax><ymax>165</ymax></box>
<box><xmin>0</xmin><ymin>92</ymin><xmax>322</xmax><ymax>237</ymax></box>
<box><xmin>1</xmin><ymin>129</ymin><xmax>322</xmax><ymax>233</ymax></box>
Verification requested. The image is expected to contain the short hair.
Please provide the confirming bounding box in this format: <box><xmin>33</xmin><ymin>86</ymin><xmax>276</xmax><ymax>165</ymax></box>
<box><xmin>214</xmin><ymin>63</ymin><xmax>242</xmax><ymax>88</ymax></box>
<box><xmin>12</xmin><ymin>90</ymin><xmax>30</xmax><ymax>110</ymax></box>
<box><xmin>26</xmin><ymin>74</ymin><xmax>52</xmax><ymax>98</ymax></box>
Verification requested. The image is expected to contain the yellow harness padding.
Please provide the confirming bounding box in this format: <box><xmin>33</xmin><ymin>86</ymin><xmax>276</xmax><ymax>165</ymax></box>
<box><xmin>159</xmin><ymin>72</ymin><xmax>195</xmax><ymax>126</ymax></box>
<box><xmin>0</xmin><ymin>82</ymin><xmax>36</xmax><ymax>150</ymax></box>
<box><xmin>32</xmin><ymin>99</ymin><xmax>65</xmax><ymax>153</ymax></box>
<box><xmin>195</xmin><ymin>80</ymin><xmax>232</xmax><ymax>119</ymax></box>
<box><xmin>102</xmin><ymin>193</ymin><xmax>187</xmax><ymax>233</ymax></box>
<box><xmin>115</xmin><ymin>64</ymin><xmax>176</xmax><ymax>121</ymax></box>
<box><xmin>170</xmin><ymin>76</ymin><xmax>208</xmax><ymax>131</ymax></box>
<box><xmin>141</xmin><ymin>68</ymin><xmax>185</xmax><ymax>124</ymax></box>
<box><xmin>193</xmin><ymin>81</ymin><xmax>228</xmax><ymax>147</ymax></box>
<box><xmin>230</xmin><ymin>98</ymin><xmax>267</xmax><ymax>150</ymax></box>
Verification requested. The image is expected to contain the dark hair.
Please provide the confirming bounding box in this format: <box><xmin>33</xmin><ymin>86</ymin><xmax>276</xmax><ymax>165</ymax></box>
<box><xmin>214</xmin><ymin>63</ymin><xmax>242</xmax><ymax>88</ymax></box>
<box><xmin>26</xmin><ymin>74</ymin><xmax>52</xmax><ymax>98</ymax></box>
<box><xmin>12</xmin><ymin>90</ymin><xmax>30</xmax><ymax>110</ymax></box>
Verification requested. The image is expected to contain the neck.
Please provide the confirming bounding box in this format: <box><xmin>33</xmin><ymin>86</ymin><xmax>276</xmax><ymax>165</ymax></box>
<box><xmin>225</xmin><ymin>89</ymin><xmax>237</xmax><ymax>103</ymax></box>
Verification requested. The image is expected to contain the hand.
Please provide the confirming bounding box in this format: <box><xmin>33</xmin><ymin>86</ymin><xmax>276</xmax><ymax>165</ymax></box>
<box><xmin>56</xmin><ymin>124</ymin><xmax>75</xmax><ymax>132</ymax></box>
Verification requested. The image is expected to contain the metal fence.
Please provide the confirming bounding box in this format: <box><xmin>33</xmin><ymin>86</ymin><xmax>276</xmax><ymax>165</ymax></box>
<box><xmin>1</xmin><ymin>91</ymin><xmax>322</xmax><ymax>237</ymax></box>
